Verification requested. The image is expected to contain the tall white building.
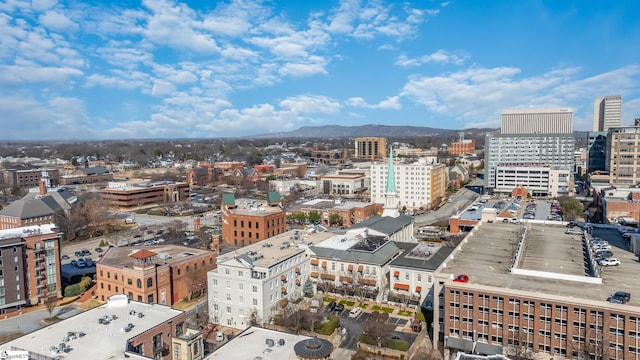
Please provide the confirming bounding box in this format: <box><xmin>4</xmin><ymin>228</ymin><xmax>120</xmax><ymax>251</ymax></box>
<box><xmin>207</xmin><ymin>230</ymin><xmax>333</xmax><ymax>330</ymax></box>
<box><xmin>370</xmin><ymin>157</ymin><xmax>447</xmax><ymax>210</ymax></box>
<box><xmin>501</xmin><ymin>108</ymin><xmax>573</xmax><ymax>134</ymax></box>
<box><xmin>593</xmin><ymin>95</ymin><xmax>622</xmax><ymax>132</ymax></box>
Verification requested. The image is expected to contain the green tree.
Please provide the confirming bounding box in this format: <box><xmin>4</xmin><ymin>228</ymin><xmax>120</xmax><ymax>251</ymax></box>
<box><xmin>293</xmin><ymin>212</ymin><xmax>307</xmax><ymax>224</ymax></box>
<box><xmin>329</xmin><ymin>213</ymin><xmax>343</xmax><ymax>226</ymax></box>
<box><xmin>559</xmin><ymin>196</ymin><xmax>584</xmax><ymax>221</ymax></box>
<box><xmin>303</xmin><ymin>278</ymin><xmax>314</xmax><ymax>297</ymax></box>
<box><xmin>307</xmin><ymin>211</ymin><xmax>321</xmax><ymax>224</ymax></box>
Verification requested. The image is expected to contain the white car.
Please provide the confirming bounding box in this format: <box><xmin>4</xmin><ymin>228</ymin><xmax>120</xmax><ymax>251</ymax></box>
<box><xmin>598</xmin><ymin>258</ymin><xmax>620</xmax><ymax>266</ymax></box>
<box><xmin>215</xmin><ymin>331</ymin><xmax>224</xmax><ymax>341</ymax></box>
<box><xmin>348</xmin><ymin>307</ymin><xmax>363</xmax><ymax>318</ymax></box>
<box><xmin>565</xmin><ymin>229</ymin><xmax>582</xmax><ymax>235</ymax></box>
<box><xmin>591</xmin><ymin>244</ymin><xmax>611</xmax><ymax>251</ymax></box>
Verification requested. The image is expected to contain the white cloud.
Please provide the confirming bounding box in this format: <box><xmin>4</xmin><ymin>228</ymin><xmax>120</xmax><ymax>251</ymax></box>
<box><xmin>39</xmin><ymin>10</ymin><xmax>79</xmax><ymax>32</ymax></box>
<box><xmin>279</xmin><ymin>95</ymin><xmax>341</xmax><ymax>114</ymax></box>
<box><xmin>400</xmin><ymin>65</ymin><xmax>640</xmax><ymax>130</ymax></box>
<box><xmin>346</xmin><ymin>96</ymin><xmax>401</xmax><ymax>110</ymax></box>
<box><xmin>31</xmin><ymin>0</ymin><xmax>58</xmax><ymax>12</ymax></box>
<box><xmin>0</xmin><ymin>64</ymin><xmax>83</xmax><ymax>84</ymax></box>
<box><xmin>395</xmin><ymin>49</ymin><xmax>467</xmax><ymax>67</ymax></box>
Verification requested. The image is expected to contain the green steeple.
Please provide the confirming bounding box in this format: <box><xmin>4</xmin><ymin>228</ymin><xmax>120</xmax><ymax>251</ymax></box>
<box><xmin>386</xmin><ymin>146</ymin><xmax>396</xmax><ymax>193</ymax></box>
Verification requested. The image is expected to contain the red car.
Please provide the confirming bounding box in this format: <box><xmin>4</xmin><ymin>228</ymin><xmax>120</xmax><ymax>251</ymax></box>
<box><xmin>453</xmin><ymin>274</ymin><xmax>469</xmax><ymax>283</ymax></box>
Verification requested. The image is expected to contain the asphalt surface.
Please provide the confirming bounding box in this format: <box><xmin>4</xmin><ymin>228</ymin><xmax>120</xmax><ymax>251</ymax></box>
<box><xmin>0</xmin><ymin>303</ymin><xmax>82</xmax><ymax>339</ymax></box>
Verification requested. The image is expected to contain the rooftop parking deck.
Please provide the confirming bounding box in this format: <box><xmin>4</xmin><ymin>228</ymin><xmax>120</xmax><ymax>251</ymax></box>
<box><xmin>441</xmin><ymin>222</ymin><xmax>640</xmax><ymax>307</ymax></box>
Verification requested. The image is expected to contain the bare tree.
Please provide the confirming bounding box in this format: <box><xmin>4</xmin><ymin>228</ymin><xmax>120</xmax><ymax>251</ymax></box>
<box><xmin>185</xmin><ymin>268</ymin><xmax>208</xmax><ymax>301</ymax></box>
<box><xmin>317</xmin><ymin>280</ymin><xmax>333</xmax><ymax>295</ymax></box>
<box><xmin>363</xmin><ymin>311</ymin><xmax>394</xmax><ymax>346</ymax></box>
<box><xmin>44</xmin><ymin>292</ymin><xmax>58</xmax><ymax>319</ymax></box>
<box><xmin>505</xmin><ymin>328</ymin><xmax>536</xmax><ymax>360</ymax></box>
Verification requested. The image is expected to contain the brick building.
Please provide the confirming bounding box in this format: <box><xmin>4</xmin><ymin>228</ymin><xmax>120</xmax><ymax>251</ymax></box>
<box><xmin>2</xmin><ymin>168</ymin><xmax>60</xmax><ymax>188</ymax></box>
<box><xmin>0</xmin><ymin>223</ymin><xmax>62</xmax><ymax>314</ymax></box>
<box><xmin>100</xmin><ymin>181</ymin><xmax>189</xmax><ymax>208</ymax></box>
<box><xmin>95</xmin><ymin>246</ymin><xmax>217</xmax><ymax>305</ymax></box>
<box><xmin>58</xmin><ymin>166</ymin><xmax>114</xmax><ymax>185</ymax></box>
<box><xmin>220</xmin><ymin>193</ymin><xmax>286</xmax><ymax>249</ymax></box>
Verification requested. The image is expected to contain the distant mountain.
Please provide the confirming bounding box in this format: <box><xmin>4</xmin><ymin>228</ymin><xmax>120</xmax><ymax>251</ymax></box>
<box><xmin>254</xmin><ymin>124</ymin><xmax>497</xmax><ymax>139</ymax></box>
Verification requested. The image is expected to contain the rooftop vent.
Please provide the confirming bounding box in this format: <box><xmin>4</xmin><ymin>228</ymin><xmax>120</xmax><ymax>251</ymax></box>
<box><xmin>266</xmin><ymin>338</ymin><xmax>275</xmax><ymax>347</ymax></box>
<box><xmin>158</xmin><ymin>252</ymin><xmax>170</xmax><ymax>260</ymax></box>
<box><xmin>278</xmin><ymin>338</ymin><xmax>285</xmax><ymax>346</ymax></box>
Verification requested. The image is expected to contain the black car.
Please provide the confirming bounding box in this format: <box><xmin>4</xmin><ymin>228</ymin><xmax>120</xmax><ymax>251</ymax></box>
<box><xmin>326</xmin><ymin>301</ymin><xmax>336</xmax><ymax>312</ymax></box>
<box><xmin>61</xmin><ymin>254</ymin><xmax>70</xmax><ymax>260</ymax></box>
<box><xmin>607</xmin><ymin>291</ymin><xmax>631</xmax><ymax>304</ymax></box>
<box><xmin>334</xmin><ymin>303</ymin><xmax>345</xmax><ymax>312</ymax></box>
<box><xmin>74</xmin><ymin>251</ymin><xmax>83</xmax><ymax>258</ymax></box>
<box><xmin>95</xmin><ymin>247</ymin><xmax>103</xmax><ymax>253</ymax></box>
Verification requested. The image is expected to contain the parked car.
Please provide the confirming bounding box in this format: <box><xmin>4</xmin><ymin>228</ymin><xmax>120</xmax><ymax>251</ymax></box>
<box><xmin>81</xmin><ymin>249</ymin><xmax>91</xmax><ymax>256</ymax></box>
<box><xmin>326</xmin><ymin>301</ymin><xmax>336</xmax><ymax>312</ymax></box>
<box><xmin>598</xmin><ymin>258</ymin><xmax>620</xmax><ymax>266</ymax></box>
<box><xmin>348</xmin><ymin>307</ymin><xmax>363</xmax><ymax>318</ymax></box>
<box><xmin>565</xmin><ymin>228</ymin><xmax>582</xmax><ymax>235</ymax></box>
<box><xmin>74</xmin><ymin>251</ymin><xmax>83</xmax><ymax>258</ymax></box>
<box><xmin>71</xmin><ymin>259</ymin><xmax>77</xmax><ymax>266</ymax></box>
<box><xmin>61</xmin><ymin>254</ymin><xmax>70</xmax><ymax>260</ymax></box>
<box><xmin>607</xmin><ymin>291</ymin><xmax>631</xmax><ymax>304</ymax></box>
<box><xmin>76</xmin><ymin>260</ymin><xmax>86</xmax><ymax>268</ymax></box>
<box><xmin>215</xmin><ymin>331</ymin><xmax>224</xmax><ymax>341</ymax></box>
<box><xmin>95</xmin><ymin>247</ymin><xmax>103</xmax><ymax>253</ymax></box>
<box><xmin>334</xmin><ymin>303</ymin><xmax>345</xmax><ymax>312</ymax></box>
<box><xmin>453</xmin><ymin>274</ymin><xmax>469</xmax><ymax>283</ymax></box>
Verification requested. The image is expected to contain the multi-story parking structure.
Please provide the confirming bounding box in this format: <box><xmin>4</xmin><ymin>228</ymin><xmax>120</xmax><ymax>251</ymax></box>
<box><xmin>434</xmin><ymin>222</ymin><xmax>640</xmax><ymax>360</ymax></box>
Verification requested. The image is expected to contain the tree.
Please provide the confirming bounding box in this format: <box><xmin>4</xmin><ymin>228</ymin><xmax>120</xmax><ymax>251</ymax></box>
<box><xmin>44</xmin><ymin>292</ymin><xmax>58</xmax><ymax>319</ymax></box>
<box><xmin>559</xmin><ymin>196</ymin><xmax>584</xmax><ymax>221</ymax></box>
<box><xmin>505</xmin><ymin>328</ymin><xmax>536</xmax><ymax>360</ymax></box>
<box><xmin>185</xmin><ymin>267</ymin><xmax>208</xmax><ymax>301</ymax></box>
<box><xmin>307</xmin><ymin>211</ymin><xmax>321</xmax><ymax>224</ymax></box>
<box><xmin>303</xmin><ymin>279</ymin><xmax>314</xmax><ymax>297</ymax></box>
<box><xmin>317</xmin><ymin>280</ymin><xmax>333</xmax><ymax>294</ymax></box>
<box><xmin>329</xmin><ymin>213</ymin><xmax>343</xmax><ymax>226</ymax></box>
<box><xmin>363</xmin><ymin>311</ymin><xmax>393</xmax><ymax>346</ymax></box>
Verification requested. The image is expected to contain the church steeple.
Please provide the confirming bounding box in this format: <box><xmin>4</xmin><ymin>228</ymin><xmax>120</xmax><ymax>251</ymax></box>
<box><xmin>381</xmin><ymin>146</ymin><xmax>400</xmax><ymax>218</ymax></box>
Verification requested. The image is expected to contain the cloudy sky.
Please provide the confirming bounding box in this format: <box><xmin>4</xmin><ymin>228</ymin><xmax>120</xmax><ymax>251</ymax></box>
<box><xmin>1</xmin><ymin>0</ymin><xmax>639</xmax><ymax>140</ymax></box>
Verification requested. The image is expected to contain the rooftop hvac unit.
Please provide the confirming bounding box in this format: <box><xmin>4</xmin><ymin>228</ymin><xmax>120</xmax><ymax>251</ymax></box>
<box><xmin>158</xmin><ymin>252</ymin><xmax>170</xmax><ymax>260</ymax></box>
<box><xmin>265</xmin><ymin>338</ymin><xmax>275</xmax><ymax>347</ymax></box>
<box><xmin>278</xmin><ymin>339</ymin><xmax>285</xmax><ymax>346</ymax></box>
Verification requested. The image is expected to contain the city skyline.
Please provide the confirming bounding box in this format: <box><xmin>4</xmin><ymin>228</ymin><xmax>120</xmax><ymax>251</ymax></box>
<box><xmin>1</xmin><ymin>0</ymin><xmax>640</xmax><ymax>140</ymax></box>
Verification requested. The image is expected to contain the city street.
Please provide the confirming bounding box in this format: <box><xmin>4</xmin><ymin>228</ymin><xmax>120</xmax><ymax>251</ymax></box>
<box><xmin>0</xmin><ymin>303</ymin><xmax>81</xmax><ymax>339</ymax></box>
<box><xmin>414</xmin><ymin>183</ymin><xmax>481</xmax><ymax>226</ymax></box>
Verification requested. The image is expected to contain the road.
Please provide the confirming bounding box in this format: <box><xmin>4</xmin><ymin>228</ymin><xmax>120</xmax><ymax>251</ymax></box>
<box><xmin>414</xmin><ymin>185</ymin><xmax>481</xmax><ymax>226</ymax></box>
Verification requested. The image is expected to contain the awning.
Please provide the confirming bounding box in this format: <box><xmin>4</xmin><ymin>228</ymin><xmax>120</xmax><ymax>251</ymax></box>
<box><xmin>295</xmin><ymin>266</ymin><xmax>300</xmax><ymax>273</ymax></box>
<box><xmin>357</xmin><ymin>264</ymin><xmax>363</xmax><ymax>272</ymax></box>
<box><xmin>445</xmin><ymin>337</ymin><xmax>474</xmax><ymax>352</ymax></box>
<box><xmin>416</xmin><ymin>286</ymin><xmax>422</xmax><ymax>293</ymax></box>
<box><xmin>310</xmin><ymin>259</ymin><xmax>319</xmax><ymax>265</ymax></box>
<box><xmin>310</xmin><ymin>271</ymin><xmax>319</xmax><ymax>278</ymax></box>
<box><xmin>281</xmin><ymin>286</ymin><xmax>287</xmax><ymax>293</ymax></box>
<box><xmin>320</xmin><ymin>273</ymin><xmax>335</xmax><ymax>280</ymax></box>
<box><xmin>321</xmin><ymin>261</ymin><xmax>327</xmax><ymax>268</ymax></box>
<box><xmin>348</xmin><ymin>264</ymin><xmax>354</xmax><ymax>271</ymax></box>
<box><xmin>394</xmin><ymin>283</ymin><xmax>410</xmax><ymax>291</ymax></box>
<box><xmin>393</xmin><ymin>271</ymin><xmax>400</xmax><ymax>277</ymax></box>
<box><xmin>295</xmin><ymin>278</ymin><xmax>301</xmax><ymax>285</ymax></box>
<box><xmin>339</xmin><ymin>276</ymin><xmax>353</xmax><ymax>283</ymax></box>
<box><xmin>474</xmin><ymin>342</ymin><xmax>504</xmax><ymax>355</ymax></box>
<box><xmin>281</xmin><ymin>274</ymin><xmax>287</xmax><ymax>281</ymax></box>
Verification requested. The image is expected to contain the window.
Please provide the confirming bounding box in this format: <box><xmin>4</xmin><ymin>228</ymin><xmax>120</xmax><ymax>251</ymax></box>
<box><xmin>253</xmin><ymin>298</ymin><xmax>258</xmax><ymax>306</ymax></box>
<box><xmin>239</xmin><ymin>283</ymin><xmax>244</xmax><ymax>291</ymax></box>
<box><xmin>147</xmin><ymin>294</ymin><xmax>153</xmax><ymax>303</ymax></box>
<box><xmin>152</xmin><ymin>333</ymin><xmax>162</xmax><ymax>352</ymax></box>
<box><xmin>226</xmin><ymin>293</ymin><xmax>231</xmax><ymax>301</ymax></box>
<box><xmin>252</xmin><ymin>285</ymin><xmax>258</xmax><ymax>293</ymax></box>
<box><xmin>173</xmin><ymin>344</ymin><xmax>180</xmax><ymax>358</ymax></box>
<box><xmin>137</xmin><ymin>279</ymin><xmax>142</xmax><ymax>288</ymax></box>
<box><xmin>226</xmin><ymin>306</ymin><xmax>231</xmax><ymax>314</ymax></box>
<box><xmin>147</xmin><ymin>278</ymin><xmax>153</xmax><ymax>287</ymax></box>
<box><xmin>127</xmin><ymin>279</ymin><xmax>132</xmax><ymax>285</ymax></box>
<box><xmin>226</xmin><ymin>281</ymin><xmax>231</xmax><ymax>289</ymax></box>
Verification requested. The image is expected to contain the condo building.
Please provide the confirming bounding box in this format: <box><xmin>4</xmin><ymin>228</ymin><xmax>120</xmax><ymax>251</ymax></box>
<box><xmin>594</xmin><ymin>95</ymin><xmax>622</xmax><ymax>132</ymax></box>
<box><xmin>606</xmin><ymin>126</ymin><xmax>640</xmax><ymax>186</ymax></box>
<box><xmin>354</xmin><ymin>137</ymin><xmax>387</xmax><ymax>160</ymax></box>
<box><xmin>501</xmin><ymin>108</ymin><xmax>573</xmax><ymax>135</ymax></box>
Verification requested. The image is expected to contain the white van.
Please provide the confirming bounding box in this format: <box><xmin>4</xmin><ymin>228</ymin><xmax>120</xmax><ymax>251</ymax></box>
<box><xmin>348</xmin><ymin>307</ymin><xmax>363</xmax><ymax>318</ymax></box>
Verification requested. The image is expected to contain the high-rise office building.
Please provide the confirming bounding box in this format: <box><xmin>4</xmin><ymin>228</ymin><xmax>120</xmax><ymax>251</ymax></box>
<box><xmin>606</xmin><ymin>126</ymin><xmax>640</xmax><ymax>185</ymax></box>
<box><xmin>593</xmin><ymin>95</ymin><xmax>622</xmax><ymax>132</ymax></box>
<box><xmin>354</xmin><ymin>137</ymin><xmax>387</xmax><ymax>160</ymax></box>
<box><xmin>501</xmin><ymin>108</ymin><xmax>573</xmax><ymax>134</ymax></box>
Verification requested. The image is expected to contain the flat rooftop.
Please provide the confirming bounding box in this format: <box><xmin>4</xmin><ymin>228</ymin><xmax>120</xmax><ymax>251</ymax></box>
<box><xmin>204</xmin><ymin>327</ymin><xmax>312</xmax><ymax>360</ymax></box>
<box><xmin>0</xmin><ymin>223</ymin><xmax>58</xmax><ymax>240</ymax></box>
<box><xmin>98</xmin><ymin>245</ymin><xmax>214</xmax><ymax>268</ymax></box>
<box><xmin>441</xmin><ymin>222</ymin><xmax>640</xmax><ymax>306</ymax></box>
<box><xmin>217</xmin><ymin>229</ymin><xmax>334</xmax><ymax>268</ymax></box>
<box><xmin>0</xmin><ymin>295</ymin><xmax>184</xmax><ymax>360</ymax></box>
<box><xmin>227</xmin><ymin>198</ymin><xmax>284</xmax><ymax>216</ymax></box>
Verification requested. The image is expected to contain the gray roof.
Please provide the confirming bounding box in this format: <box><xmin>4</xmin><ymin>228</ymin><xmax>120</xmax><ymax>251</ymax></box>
<box><xmin>349</xmin><ymin>215</ymin><xmax>413</xmax><ymax>235</ymax></box>
<box><xmin>0</xmin><ymin>198</ymin><xmax>58</xmax><ymax>218</ymax></box>
<box><xmin>390</xmin><ymin>242</ymin><xmax>454</xmax><ymax>271</ymax></box>
<box><xmin>21</xmin><ymin>188</ymin><xmax>75</xmax><ymax>210</ymax></box>
<box><xmin>310</xmin><ymin>237</ymin><xmax>401</xmax><ymax>266</ymax></box>
<box><xmin>80</xmin><ymin>166</ymin><xmax>109</xmax><ymax>175</ymax></box>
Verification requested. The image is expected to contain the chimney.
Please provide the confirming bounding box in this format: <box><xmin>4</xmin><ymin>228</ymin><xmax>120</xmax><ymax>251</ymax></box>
<box><xmin>39</xmin><ymin>180</ymin><xmax>47</xmax><ymax>196</ymax></box>
<box><xmin>193</xmin><ymin>216</ymin><xmax>201</xmax><ymax>232</ymax></box>
<box><xmin>211</xmin><ymin>235</ymin><xmax>221</xmax><ymax>253</ymax></box>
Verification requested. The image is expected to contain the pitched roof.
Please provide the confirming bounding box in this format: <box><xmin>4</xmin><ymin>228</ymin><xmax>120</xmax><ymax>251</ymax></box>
<box><xmin>349</xmin><ymin>215</ymin><xmax>413</xmax><ymax>235</ymax></box>
<box><xmin>310</xmin><ymin>238</ymin><xmax>400</xmax><ymax>266</ymax></box>
<box><xmin>80</xmin><ymin>166</ymin><xmax>109</xmax><ymax>175</ymax></box>
<box><xmin>0</xmin><ymin>198</ymin><xmax>58</xmax><ymax>218</ymax></box>
<box><xmin>129</xmin><ymin>249</ymin><xmax>157</xmax><ymax>259</ymax></box>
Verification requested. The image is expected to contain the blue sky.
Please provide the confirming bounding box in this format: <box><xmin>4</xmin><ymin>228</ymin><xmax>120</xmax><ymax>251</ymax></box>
<box><xmin>1</xmin><ymin>0</ymin><xmax>640</xmax><ymax>140</ymax></box>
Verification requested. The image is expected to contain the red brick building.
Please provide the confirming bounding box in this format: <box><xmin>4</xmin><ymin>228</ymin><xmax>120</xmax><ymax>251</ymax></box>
<box><xmin>220</xmin><ymin>193</ymin><xmax>286</xmax><ymax>249</ymax></box>
<box><xmin>450</xmin><ymin>138</ymin><xmax>475</xmax><ymax>156</ymax></box>
<box><xmin>96</xmin><ymin>246</ymin><xmax>217</xmax><ymax>305</ymax></box>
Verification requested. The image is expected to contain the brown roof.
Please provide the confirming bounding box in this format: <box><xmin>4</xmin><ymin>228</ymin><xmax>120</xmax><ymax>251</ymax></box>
<box><xmin>129</xmin><ymin>249</ymin><xmax>158</xmax><ymax>259</ymax></box>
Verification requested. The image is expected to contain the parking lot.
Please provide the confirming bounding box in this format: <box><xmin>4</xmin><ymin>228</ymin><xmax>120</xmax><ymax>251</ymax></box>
<box><xmin>322</xmin><ymin>305</ymin><xmax>417</xmax><ymax>350</ymax></box>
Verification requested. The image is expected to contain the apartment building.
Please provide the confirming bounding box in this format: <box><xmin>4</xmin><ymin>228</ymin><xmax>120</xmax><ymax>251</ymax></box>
<box><xmin>594</xmin><ymin>95</ymin><xmax>622</xmax><ymax>132</ymax></box>
<box><xmin>606</xmin><ymin>126</ymin><xmax>640</xmax><ymax>186</ymax></box>
<box><xmin>0</xmin><ymin>294</ymin><xmax>198</xmax><ymax>360</ymax></box>
<box><xmin>433</xmin><ymin>222</ymin><xmax>640</xmax><ymax>360</ymax></box>
<box><xmin>309</xmin><ymin>230</ymin><xmax>402</xmax><ymax>302</ymax></box>
<box><xmin>207</xmin><ymin>230</ymin><xmax>333</xmax><ymax>330</ymax></box>
<box><xmin>501</xmin><ymin>108</ymin><xmax>573</xmax><ymax>134</ymax></box>
<box><xmin>388</xmin><ymin>242</ymin><xmax>454</xmax><ymax>307</ymax></box>
<box><xmin>290</xmin><ymin>198</ymin><xmax>379</xmax><ymax>227</ymax></box>
<box><xmin>370</xmin><ymin>157</ymin><xmax>447</xmax><ymax>210</ymax></box>
<box><xmin>96</xmin><ymin>245</ymin><xmax>217</xmax><ymax>305</ymax></box>
<box><xmin>494</xmin><ymin>166</ymin><xmax>573</xmax><ymax>197</ymax></box>
<box><xmin>100</xmin><ymin>181</ymin><xmax>189</xmax><ymax>208</ymax></box>
<box><xmin>220</xmin><ymin>193</ymin><xmax>287</xmax><ymax>249</ymax></box>
<box><xmin>354</xmin><ymin>137</ymin><xmax>387</xmax><ymax>160</ymax></box>
<box><xmin>484</xmin><ymin>134</ymin><xmax>575</xmax><ymax>192</ymax></box>
<box><xmin>0</xmin><ymin>223</ymin><xmax>62</xmax><ymax>313</ymax></box>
